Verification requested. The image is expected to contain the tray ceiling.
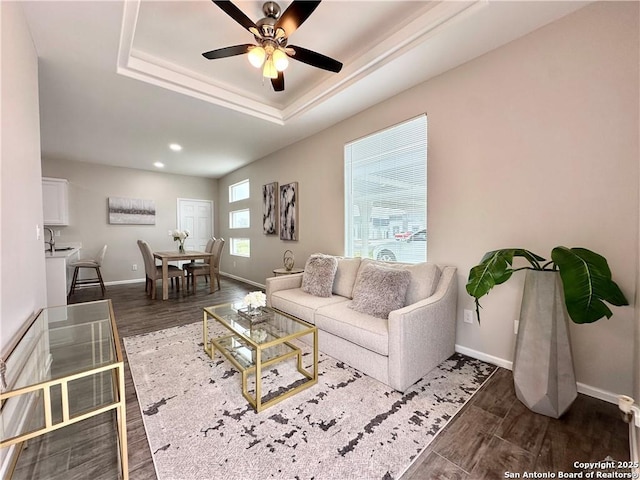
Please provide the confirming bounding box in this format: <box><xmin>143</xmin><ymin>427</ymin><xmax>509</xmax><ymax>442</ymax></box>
<box><xmin>22</xmin><ymin>1</ymin><xmax>589</xmax><ymax>177</ymax></box>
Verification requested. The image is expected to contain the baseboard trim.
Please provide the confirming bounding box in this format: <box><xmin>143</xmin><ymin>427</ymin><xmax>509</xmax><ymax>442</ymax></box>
<box><xmin>219</xmin><ymin>271</ymin><xmax>265</xmax><ymax>289</ymax></box>
<box><xmin>98</xmin><ymin>273</ymin><xmax>264</xmax><ymax>289</ymax></box>
<box><xmin>575</xmin><ymin>382</ymin><xmax>621</xmax><ymax>404</ymax></box>
<box><xmin>104</xmin><ymin>278</ymin><xmax>146</xmax><ymax>286</ymax></box>
<box><xmin>455</xmin><ymin>344</ymin><xmax>621</xmax><ymax>405</ymax></box>
<box><xmin>455</xmin><ymin>344</ymin><xmax>513</xmax><ymax>370</ymax></box>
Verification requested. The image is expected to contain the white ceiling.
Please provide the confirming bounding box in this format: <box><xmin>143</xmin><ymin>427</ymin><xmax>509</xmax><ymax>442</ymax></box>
<box><xmin>21</xmin><ymin>0</ymin><xmax>589</xmax><ymax>178</ymax></box>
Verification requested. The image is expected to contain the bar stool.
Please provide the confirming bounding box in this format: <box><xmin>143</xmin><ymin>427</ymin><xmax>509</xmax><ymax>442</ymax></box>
<box><xmin>68</xmin><ymin>245</ymin><xmax>107</xmax><ymax>299</ymax></box>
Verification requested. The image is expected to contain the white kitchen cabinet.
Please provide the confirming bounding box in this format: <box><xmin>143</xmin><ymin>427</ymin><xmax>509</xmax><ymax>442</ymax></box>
<box><xmin>42</xmin><ymin>177</ymin><xmax>69</xmax><ymax>225</ymax></box>
<box><xmin>45</xmin><ymin>248</ymin><xmax>79</xmax><ymax>306</ymax></box>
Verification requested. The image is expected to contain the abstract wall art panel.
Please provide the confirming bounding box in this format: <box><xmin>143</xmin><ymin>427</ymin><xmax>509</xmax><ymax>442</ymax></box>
<box><xmin>279</xmin><ymin>182</ymin><xmax>298</xmax><ymax>241</ymax></box>
<box><xmin>262</xmin><ymin>182</ymin><xmax>278</xmax><ymax>235</ymax></box>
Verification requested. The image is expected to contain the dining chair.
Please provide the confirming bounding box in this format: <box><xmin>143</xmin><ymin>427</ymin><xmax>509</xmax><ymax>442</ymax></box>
<box><xmin>68</xmin><ymin>245</ymin><xmax>107</xmax><ymax>300</ymax></box>
<box><xmin>184</xmin><ymin>237</ymin><xmax>224</xmax><ymax>292</ymax></box>
<box><xmin>137</xmin><ymin>240</ymin><xmax>184</xmax><ymax>299</ymax></box>
<box><xmin>183</xmin><ymin>237</ymin><xmax>215</xmax><ymax>289</ymax></box>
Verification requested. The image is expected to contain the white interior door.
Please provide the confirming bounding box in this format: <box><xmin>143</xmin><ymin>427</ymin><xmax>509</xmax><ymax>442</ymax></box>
<box><xmin>177</xmin><ymin>199</ymin><xmax>213</xmax><ymax>251</ymax></box>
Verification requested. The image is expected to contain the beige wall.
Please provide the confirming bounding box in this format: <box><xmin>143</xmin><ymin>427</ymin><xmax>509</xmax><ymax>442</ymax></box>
<box><xmin>218</xmin><ymin>2</ymin><xmax>639</xmax><ymax>396</ymax></box>
<box><xmin>41</xmin><ymin>158</ymin><xmax>219</xmax><ymax>283</ymax></box>
<box><xmin>1</xmin><ymin>2</ymin><xmax>47</xmax><ymax>352</ymax></box>
<box><xmin>636</xmin><ymin>70</ymin><xmax>640</xmax><ymax>443</ymax></box>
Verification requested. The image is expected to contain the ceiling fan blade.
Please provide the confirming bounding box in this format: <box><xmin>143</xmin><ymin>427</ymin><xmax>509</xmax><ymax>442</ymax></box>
<box><xmin>212</xmin><ymin>1</ymin><xmax>258</xmax><ymax>32</ymax></box>
<box><xmin>202</xmin><ymin>44</ymin><xmax>253</xmax><ymax>60</ymax></box>
<box><xmin>271</xmin><ymin>72</ymin><xmax>285</xmax><ymax>92</ymax></box>
<box><xmin>288</xmin><ymin>45</ymin><xmax>343</xmax><ymax>73</ymax></box>
<box><xmin>275</xmin><ymin>1</ymin><xmax>321</xmax><ymax>37</ymax></box>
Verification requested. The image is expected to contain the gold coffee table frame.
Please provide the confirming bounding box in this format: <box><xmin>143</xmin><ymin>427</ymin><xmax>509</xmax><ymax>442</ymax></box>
<box><xmin>203</xmin><ymin>304</ymin><xmax>318</xmax><ymax>412</ymax></box>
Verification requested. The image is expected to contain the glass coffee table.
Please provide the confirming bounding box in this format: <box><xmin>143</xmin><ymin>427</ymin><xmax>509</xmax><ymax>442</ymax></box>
<box><xmin>203</xmin><ymin>303</ymin><xmax>318</xmax><ymax>412</ymax></box>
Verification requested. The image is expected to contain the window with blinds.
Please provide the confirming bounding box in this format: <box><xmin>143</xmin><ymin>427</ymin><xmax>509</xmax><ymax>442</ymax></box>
<box><xmin>344</xmin><ymin>115</ymin><xmax>427</xmax><ymax>263</ymax></box>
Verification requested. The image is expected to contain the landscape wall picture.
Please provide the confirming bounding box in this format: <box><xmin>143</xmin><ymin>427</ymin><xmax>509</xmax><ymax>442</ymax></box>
<box><xmin>108</xmin><ymin>197</ymin><xmax>156</xmax><ymax>225</ymax></box>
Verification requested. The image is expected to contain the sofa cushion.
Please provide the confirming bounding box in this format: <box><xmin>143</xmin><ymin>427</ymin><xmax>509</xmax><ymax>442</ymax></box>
<box><xmin>271</xmin><ymin>288</ymin><xmax>348</xmax><ymax>324</ymax></box>
<box><xmin>315</xmin><ymin>302</ymin><xmax>389</xmax><ymax>356</ymax></box>
<box><xmin>332</xmin><ymin>257</ymin><xmax>361</xmax><ymax>298</ymax></box>
<box><xmin>350</xmin><ymin>263</ymin><xmax>411</xmax><ymax>319</ymax></box>
<box><xmin>301</xmin><ymin>254</ymin><xmax>338</xmax><ymax>297</ymax></box>
<box><xmin>360</xmin><ymin>259</ymin><xmax>441</xmax><ymax>306</ymax></box>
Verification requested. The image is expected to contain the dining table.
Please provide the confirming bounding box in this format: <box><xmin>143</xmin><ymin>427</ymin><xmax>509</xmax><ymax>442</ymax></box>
<box><xmin>153</xmin><ymin>250</ymin><xmax>215</xmax><ymax>300</ymax></box>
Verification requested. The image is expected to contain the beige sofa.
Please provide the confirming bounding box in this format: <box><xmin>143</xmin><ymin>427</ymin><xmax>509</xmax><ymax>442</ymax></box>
<box><xmin>265</xmin><ymin>257</ymin><xmax>457</xmax><ymax>392</ymax></box>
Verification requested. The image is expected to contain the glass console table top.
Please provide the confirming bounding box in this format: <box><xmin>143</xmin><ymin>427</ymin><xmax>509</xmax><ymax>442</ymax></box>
<box><xmin>0</xmin><ymin>300</ymin><xmax>128</xmax><ymax>479</ymax></box>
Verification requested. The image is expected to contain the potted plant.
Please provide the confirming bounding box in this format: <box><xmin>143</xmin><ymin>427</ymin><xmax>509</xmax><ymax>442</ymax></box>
<box><xmin>466</xmin><ymin>247</ymin><xmax>628</xmax><ymax>418</ymax></box>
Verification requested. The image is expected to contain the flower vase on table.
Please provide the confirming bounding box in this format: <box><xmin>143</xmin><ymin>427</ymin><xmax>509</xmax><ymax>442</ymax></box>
<box><xmin>170</xmin><ymin>229</ymin><xmax>190</xmax><ymax>254</ymax></box>
<box><xmin>238</xmin><ymin>291</ymin><xmax>269</xmax><ymax>322</ymax></box>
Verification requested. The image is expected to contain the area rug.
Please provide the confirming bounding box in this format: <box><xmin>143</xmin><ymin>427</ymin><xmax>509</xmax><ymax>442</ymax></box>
<box><xmin>124</xmin><ymin>321</ymin><xmax>496</xmax><ymax>480</ymax></box>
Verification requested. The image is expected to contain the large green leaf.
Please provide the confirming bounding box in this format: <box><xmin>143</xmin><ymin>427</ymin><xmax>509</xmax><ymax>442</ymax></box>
<box><xmin>466</xmin><ymin>249</ymin><xmax>545</xmax><ymax>322</ymax></box>
<box><xmin>551</xmin><ymin>247</ymin><xmax>628</xmax><ymax>324</ymax></box>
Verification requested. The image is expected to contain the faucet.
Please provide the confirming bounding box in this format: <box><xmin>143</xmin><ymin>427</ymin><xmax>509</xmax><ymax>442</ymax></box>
<box><xmin>45</xmin><ymin>227</ymin><xmax>55</xmax><ymax>253</ymax></box>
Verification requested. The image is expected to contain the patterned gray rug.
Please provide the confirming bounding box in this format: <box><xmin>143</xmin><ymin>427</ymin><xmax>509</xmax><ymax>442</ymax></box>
<box><xmin>124</xmin><ymin>321</ymin><xmax>496</xmax><ymax>480</ymax></box>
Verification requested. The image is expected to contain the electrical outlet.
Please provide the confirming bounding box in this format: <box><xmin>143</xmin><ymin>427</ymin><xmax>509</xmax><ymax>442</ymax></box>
<box><xmin>514</xmin><ymin>320</ymin><xmax>519</xmax><ymax>335</ymax></box>
<box><xmin>463</xmin><ymin>309</ymin><xmax>474</xmax><ymax>324</ymax></box>
<box><xmin>132</xmin><ymin>264</ymin><xmax>137</xmax><ymax>271</ymax></box>
<box><xmin>36</xmin><ymin>225</ymin><xmax>41</xmax><ymax>240</ymax></box>
<box><xmin>233</xmin><ymin>261</ymin><xmax>237</xmax><ymax>268</ymax></box>
<box><xmin>55</xmin><ymin>230</ymin><xmax>61</xmax><ymax>237</ymax></box>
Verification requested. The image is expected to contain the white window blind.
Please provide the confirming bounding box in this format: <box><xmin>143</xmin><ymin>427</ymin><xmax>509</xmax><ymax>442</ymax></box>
<box><xmin>344</xmin><ymin>115</ymin><xmax>427</xmax><ymax>263</ymax></box>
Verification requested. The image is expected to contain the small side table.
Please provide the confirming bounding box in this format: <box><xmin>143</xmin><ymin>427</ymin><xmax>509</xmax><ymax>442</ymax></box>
<box><xmin>273</xmin><ymin>268</ymin><xmax>304</xmax><ymax>276</ymax></box>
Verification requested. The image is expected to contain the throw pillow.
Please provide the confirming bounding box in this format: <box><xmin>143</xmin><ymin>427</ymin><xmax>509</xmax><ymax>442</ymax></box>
<box><xmin>301</xmin><ymin>254</ymin><xmax>338</xmax><ymax>298</ymax></box>
<box><xmin>359</xmin><ymin>259</ymin><xmax>442</xmax><ymax>306</ymax></box>
<box><xmin>332</xmin><ymin>257</ymin><xmax>362</xmax><ymax>298</ymax></box>
<box><xmin>349</xmin><ymin>263</ymin><xmax>411</xmax><ymax>319</ymax></box>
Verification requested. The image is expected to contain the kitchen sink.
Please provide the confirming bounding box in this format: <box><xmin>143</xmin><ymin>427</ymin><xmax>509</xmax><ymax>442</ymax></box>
<box><xmin>45</xmin><ymin>247</ymin><xmax>75</xmax><ymax>252</ymax></box>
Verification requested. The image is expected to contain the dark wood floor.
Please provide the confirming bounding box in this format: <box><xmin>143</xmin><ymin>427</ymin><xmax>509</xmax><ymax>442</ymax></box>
<box><xmin>62</xmin><ymin>279</ymin><xmax>629</xmax><ymax>480</ymax></box>
<box><xmin>402</xmin><ymin>368</ymin><xmax>630</xmax><ymax>479</ymax></box>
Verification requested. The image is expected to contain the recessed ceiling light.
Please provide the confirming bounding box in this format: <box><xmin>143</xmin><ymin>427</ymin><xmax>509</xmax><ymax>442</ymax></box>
<box><xmin>169</xmin><ymin>143</ymin><xmax>182</xmax><ymax>152</ymax></box>
<box><xmin>154</xmin><ymin>162</ymin><xmax>165</xmax><ymax>168</ymax></box>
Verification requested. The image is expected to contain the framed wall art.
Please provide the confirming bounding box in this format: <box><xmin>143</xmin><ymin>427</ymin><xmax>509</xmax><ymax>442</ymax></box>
<box><xmin>262</xmin><ymin>182</ymin><xmax>278</xmax><ymax>235</ymax></box>
<box><xmin>108</xmin><ymin>197</ymin><xmax>156</xmax><ymax>225</ymax></box>
<box><xmin>279</xmin><ymin>182</ymin><xmax>298</xmax><ymax>241</ymax></box>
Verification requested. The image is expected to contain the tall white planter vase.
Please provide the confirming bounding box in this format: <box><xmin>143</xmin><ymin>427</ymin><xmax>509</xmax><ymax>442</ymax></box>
<box><xmin>513</xmin><ymin>270</ymin><xmax>578</xmax><ymax>418</ymax></box>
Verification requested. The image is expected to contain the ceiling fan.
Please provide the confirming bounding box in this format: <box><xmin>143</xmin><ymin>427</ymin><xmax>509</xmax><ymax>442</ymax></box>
<box><xmin>202</xmin><ymin>1</ymin><xmax>343</xmax><ymax>92</ymax></box>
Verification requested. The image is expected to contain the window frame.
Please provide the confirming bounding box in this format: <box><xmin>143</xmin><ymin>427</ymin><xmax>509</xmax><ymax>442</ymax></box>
<box><xmin>229</xmin><ymin>237</ymin><xmax>251</xmax><ymax>257</ymax></box>
<box><xmin>229</xmin><ymin>179</ymin><xmax>250</xmax><ymax>203</ymax></box>
<box><xmin>229</xmin><ymin>208</ymin><xmax>250</xmax><ymax>229</ymax></box>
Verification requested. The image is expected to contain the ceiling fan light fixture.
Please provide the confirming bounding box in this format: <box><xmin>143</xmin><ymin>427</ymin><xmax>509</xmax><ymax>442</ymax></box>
<box><xmin>247</xmin><ymin>46</ymin><xmax>266</xmax><ymax>68</ymax></box>
<box><xmin>272</xmin><ymin>48</ymin><xmax>289</xmax><ymax>72</ymax></box>
<box><xmin>205</xmin><ymin>1</ymin><xmax>343</xmax><ymax>92</ymax></box>
<box><xmin>263</xmin><ymin>58</ymin><xmax>278</xmax><ymax>79</ymax></box>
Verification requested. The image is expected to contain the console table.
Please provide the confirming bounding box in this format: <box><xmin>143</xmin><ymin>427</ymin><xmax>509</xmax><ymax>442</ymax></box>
<box><xmin>0</xmin><ymin>300</ymin><xmax>128</xmax><ymax>479</ymax></box>
<box><xmin>272</xmin><ymin>268</ymin><xmax>304</xmax><ymax>276</ymax></box>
